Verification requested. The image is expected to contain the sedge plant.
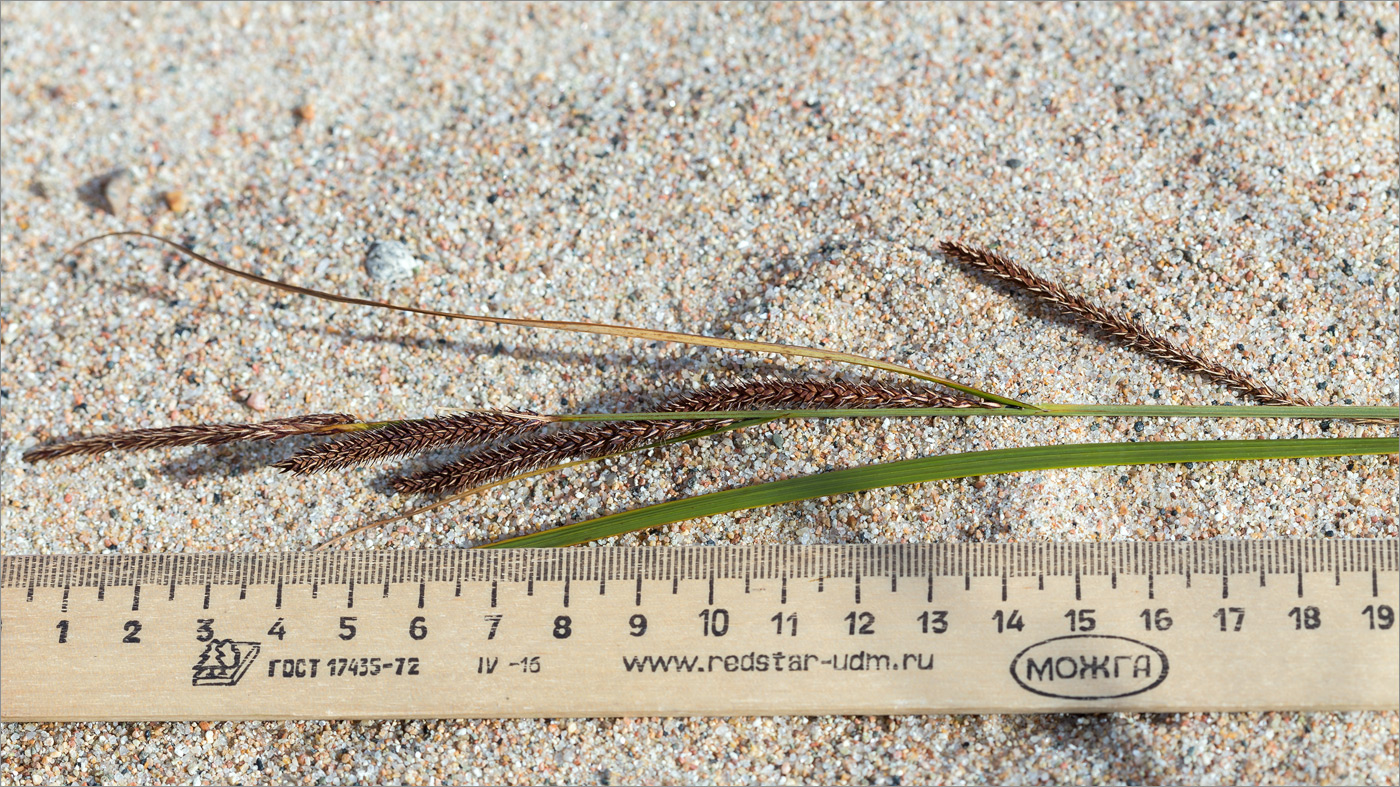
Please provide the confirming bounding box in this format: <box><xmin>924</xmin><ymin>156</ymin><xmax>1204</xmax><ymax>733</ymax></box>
<box><xmin>21</xmin><ymin>232</ymin><xmax>1398</xmax><ymax>548</ymax></box>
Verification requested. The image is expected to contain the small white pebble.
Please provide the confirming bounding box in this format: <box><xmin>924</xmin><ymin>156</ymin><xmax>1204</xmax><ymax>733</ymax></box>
<box><xmin>364</xmin><ymin>241</ymin><xmax>419</xmax><ymax>282</ymax></box>
<box><xmin>246</xmin><ymin>392</ymin><xmax>268</xmax><ymax>412</ymax></box>
<box><xmin>103</xmin><ymin>168</ymin><xmax>134</xmax><ymax>215</ymax></box>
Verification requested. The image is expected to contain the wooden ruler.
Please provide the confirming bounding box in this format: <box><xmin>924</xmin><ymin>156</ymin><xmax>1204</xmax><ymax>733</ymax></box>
<box><xmin>2</xmin><ymin>541</ymin><xmax>1396</xmax><ymax>721</ymax></box>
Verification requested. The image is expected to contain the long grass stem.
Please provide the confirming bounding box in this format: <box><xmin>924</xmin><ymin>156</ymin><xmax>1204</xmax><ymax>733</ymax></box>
<box><xmin>556</xmin><ymin>404</ymin><xmax>1399</xmax><ymax>422</ymax></box>
<box><xmin>61</xmin><ymin>232</ymin><xmax>1034</xmax><ymax>409</ymax></box>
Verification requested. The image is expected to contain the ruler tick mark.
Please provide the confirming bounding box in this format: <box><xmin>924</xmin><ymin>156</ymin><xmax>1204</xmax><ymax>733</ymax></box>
<box><xmin>203</xmin><ymin>584</ymin><xmax>211</xmax><ymax>610</ymax></box>
<box><xmin>1038</xmin><ymin>574</ymin><xmax>1044</xmax><ymax>591</ymax></box>
<box><xmin>1074</xmin><ymin>573</ymin><xmax>1080</xmax><ymax>602</ymax></box>
<box><xmin>275</xmin><ymin>580</ymin><xmax>283</xmax><ymax>609</ymax></box>
<box><xmin>454</xmin><ymin>578</ymin><xmax>461</xmax><ymax>598</ymax></box>
<box><xmin>131</xmin><ymin>585</ymin><xmax>141</xmax><ymax>612</ymax></box>
<box><xmin>925</xmin><ymin>574</ymin><xmax>932</xmax><ymax>603</ymax></box>
<box><xmin>61</xmin><ymin>586</ymin><xmax>69</xmax><ymax>612</ymax></box>
<box><xmin>671</xmin><ymin>576</ymin><xmax>678</xmax><ymax>595</ymax></box>
<box><xmin>98</xmin><ymin>584</ymin><xmax>105</xmax><ymax>602</ymax></box>
<box><xmin>25</xmin><ymin>585</ymin><xmax>32</xmax><ymax>603</ymax></box>
<box><xmin>1296</xmin><ymin>571</ymin><xmax>1303</xmax><ymax>599</ymax></box>
<box><xmin>168</xmin><ymin>581</ymin><xmax>175</xmax><ymax>602</ymax></box>
<box><xmin>635</xmin><ymin>577</ymin><xmax>642</xmax><ymax>607</ymax></box>
<box><xmin>347</xmin><ymin>581</ymin><xmax>355</xmax><ymax>609</ymax></box>
<box><xmin>239</xmin><ymin>583</ymin><xmax>247</xmax><ymax>601</ymax></box>
<box><xmin>491</xmin><ymin>581</ymin><xmax>498</xmax><ymax>608</ymax></box>
<box><xmin>1001</xmin><ymin>574</ymin><xmax>1007</xmax><ymax>603</ymax></box>
<box><xmin>1259</xmin><ymin>569</ymin><xmax>1266</xmax><ymax>588</ymax></box>
<box><xmin>417</xmin><ymin>582</ymin><xmax>425</xmax><ymax>610</ymax></box>
<box><xmin>1148</xmin><ymin>572</ymin><xmax>1155</xmax><ymax>600</ymax></box>
<box><xmin>890</xmin><ymin>575</ymin><xmax>897</xmax><ymax>593</ymax></box>
<box><xmin>782</xmin><ymin>577</ymin><xmax>788</xmax><ymax>605</ymax></box>
<box><xmin>563</xmin><ymin>578</ymin><xmax>571</xmax><ymax>608</ymax></box>
<box><xmin>963</xmin><ymin>574</ymin><xmax>969</xmax><ymax>592</ymax></box>
<box><xmin>744</xmin><ymin>576</ymin><xmax>750</xmax><ymax>595</ymax></box>
<box><xmin>527</xmin><ymin>579</ymin><xmax>534</xmax><ymax>597</ymax></box>
<box><xmin>1372</xmin><ymin>568</ymin><xmax>1378</xmax><ymax>598</ymax></box>
<box><xmin>382</xmin><ymin>581</ymin><xmax>389</xmax><ymax>599</ymax></box>
<box><xmin>854</xmin><ymin>575</ymin><xmax>861</xmax><ymax>605</ymax></box>
<box><xmin>818</xmin><ymin>577</ymin><xmax>825</xmax><ymax>593</ymax></box>
<box><xmin>599</xmin><ymin>578</ymin><xmax>606</xmax><ymax>597</ymax></box>
<box><xmin>708</xmin><ymin>577</ymin><xmax>715</xmax><ymax>606</ymax></box>
<box><xmin>312</xmin><ymin>582</ymin><xmax>318</xmax><ymax>600</ymax></box>
<box><xmin>1111</xmin><ymin>572</ymin><xmax>1117</xmax><ymax>590</ymax></box>
<box><xmin>1221</xmin><ymin>574</ymin><xmax>1229</xmax><ymax>600</ymax></box>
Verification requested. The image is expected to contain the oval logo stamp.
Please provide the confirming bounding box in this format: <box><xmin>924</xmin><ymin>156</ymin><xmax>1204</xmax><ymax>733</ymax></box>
<box><xmin>1009</xmin><ymin>635</ymin><xmax>1169</xmax><ymax>700</ymax></box>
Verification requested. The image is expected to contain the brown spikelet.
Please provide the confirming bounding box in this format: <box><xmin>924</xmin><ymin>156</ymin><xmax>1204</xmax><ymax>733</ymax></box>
<box><xmin>664</xmin><ymin>376</ymin><xmax>999</xmax><ymax>412</ymax></box>
<box><xmin>392</xmin><ymin>377</ymin><xmax>997</xmax><ymax>496</ymax></box>
<box><xmin>273</xmin><ymin>410</ymin><xmax>547</xmax><ymax>475</ymax></box>
<box><xmin>939</xmin><ymin>241</ymin><xmax>1314</xmax><ymax>408</ymax></box>
<box><xmin>22</xmin><ymin>413</ymin><xmax>360</xmax><ymax>463</ymax></box>
<box><xmin>392</xmin><ymin>418</ymin><xmax>708</xmax><ymax>497</ymax></box>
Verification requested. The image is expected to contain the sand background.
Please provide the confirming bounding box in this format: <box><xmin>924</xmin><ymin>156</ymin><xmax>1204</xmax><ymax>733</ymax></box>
<box><xmin>2</xmin><ymin>2</ymin><xmax>1397</xmax><ymax>784</ymax></box>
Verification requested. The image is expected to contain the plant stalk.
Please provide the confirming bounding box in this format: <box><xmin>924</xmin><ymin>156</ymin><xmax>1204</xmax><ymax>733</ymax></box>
<box><xmin>555</xmin><ymin>404</ymin><xmax>1400</xmax><ymax>422</ymax></box>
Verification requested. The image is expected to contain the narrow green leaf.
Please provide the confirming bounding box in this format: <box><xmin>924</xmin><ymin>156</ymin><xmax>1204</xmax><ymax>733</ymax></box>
<box><xmin>483</xmin><ymin>438</ymin><xmax>1397</xmax><ymax>548</ymax></box>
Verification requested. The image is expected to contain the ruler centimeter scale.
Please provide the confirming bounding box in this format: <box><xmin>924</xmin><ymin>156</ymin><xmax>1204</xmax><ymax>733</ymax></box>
<box><xmin>1</xmin><ymin>541</ymin><xmax>1396</xmax><ymax>720</ymax></box>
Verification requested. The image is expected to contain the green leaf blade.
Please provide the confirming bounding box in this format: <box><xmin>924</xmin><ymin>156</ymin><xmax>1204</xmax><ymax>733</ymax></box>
<box><xmin>484</xmin><ymin>438</ymin><xmax>1398</xmax><ymax>548</ymax></box>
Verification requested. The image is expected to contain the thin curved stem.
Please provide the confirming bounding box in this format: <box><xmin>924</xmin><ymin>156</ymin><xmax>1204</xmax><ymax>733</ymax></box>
<box><xmin>62</xmin><ymin>232</ymin><xmax>1034</xmax><ymax>409</ymax></box>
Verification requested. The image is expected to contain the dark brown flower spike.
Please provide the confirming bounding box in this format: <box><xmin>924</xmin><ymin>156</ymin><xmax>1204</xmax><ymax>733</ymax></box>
<box><xmin>22</xmin><ymin>413</ymin><xmax>361</xmax><ymax>463</ymax></box>
<box><xmin>273</xmin><ymin>409</ymin><xmax>549</xmax><ymax>475</ymax></box>
<box><xmin>391</xmin><ymin>419</ymin><xmax>719</xmax><ymax>497</ymax></box>
<box><xmin>666</xmin><ymin>376</ymin><xmax>998</xmax><ymax>412</ymax></box>
<box><xmin>939</xmin><ymin>241</ymin><xmax>1309</xmax><ymax>407</ymax></box>
<box><xmin>392</xmin><ymin>377</ymin><xmax>996</xmax><ymax>497</ymax></box>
